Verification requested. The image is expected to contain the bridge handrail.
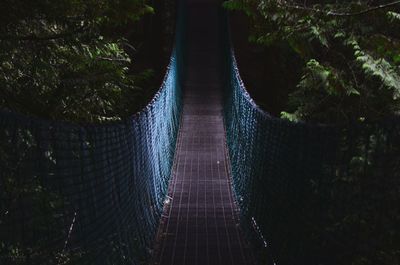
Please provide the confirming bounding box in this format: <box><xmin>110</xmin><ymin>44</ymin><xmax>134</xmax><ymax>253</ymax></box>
<box><xmin>222</xmin><ymin>9</ymin><xmax>400</xmax><ymax>265</ymax></box>
<box><xmin>0</xmin><ymin>2</ymin><xmax>185</xmax><ymax>265</ymax></box>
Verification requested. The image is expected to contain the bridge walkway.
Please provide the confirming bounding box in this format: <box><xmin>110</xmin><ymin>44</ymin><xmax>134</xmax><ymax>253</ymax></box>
<box><xmin>151</xmin><ymin>0</ymin><xmax>254</xmax><ymax>264</ymax></box>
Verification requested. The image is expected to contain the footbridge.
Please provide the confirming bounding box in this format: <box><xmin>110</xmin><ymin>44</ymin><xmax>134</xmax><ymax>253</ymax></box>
<box><xmin>1</xmin><ymin>0</ymin><xmax>398</xmax><ymax>265</ymax></box>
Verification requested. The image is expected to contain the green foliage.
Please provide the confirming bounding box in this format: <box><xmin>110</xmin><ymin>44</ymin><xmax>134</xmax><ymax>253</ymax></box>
<box><xmin>387</xmin><ymin>11</ymin><xmax>400</xmax><ymax>21</ymax></box>
<box><xmin>0</xmin><ymin>0</ymin><xmax>158</xmax><ymax>123</ymax></box>
<box><xmin>281</xmin><ymin>58</ymin><xmax>360</xmax><ymax>122</ymax></box>
<box><xmin>225</xmin><ymin>0</ymin><xmax>400</xmax><ymax>123</ymax></box>
<box><xmin>355</xmin><ymin>50</ymin><xmax>400</xmax><ymax>99</ymax></box>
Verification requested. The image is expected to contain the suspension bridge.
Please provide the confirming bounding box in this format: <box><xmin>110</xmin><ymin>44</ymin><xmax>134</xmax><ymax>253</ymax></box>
<box><xmin>0</xmin><ymin>0</ymin><xmax>399</xmax><ymax>265</ymax></box>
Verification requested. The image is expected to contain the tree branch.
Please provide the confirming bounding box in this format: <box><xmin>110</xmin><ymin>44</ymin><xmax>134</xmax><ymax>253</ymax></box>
<box><xmin>96</xmin><ymin>57</ymin><xmax>130</xmax><ymax>63</ymax></box>
<box><xmin>283</xmin><ymin>1</ymin><xmax>400</xmax><ymax>17</ymax></box>
<box><xmin>0</xmin><ymin>26</ymin><xmax>88</xmax><ymax>41</ymax></box>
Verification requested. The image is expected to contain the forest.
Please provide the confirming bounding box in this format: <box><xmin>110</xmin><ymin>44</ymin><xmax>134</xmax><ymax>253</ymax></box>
<box><xmin>0</xmin><ymin>0</ymin><xmax>175</xmax><ymax>123</ymax></box>
<box><xmin>227</xmin><ymin>0</ymin><xmax>400</xmax><ymax>124</ymax></box>
<box><xmin>0</xmin><ymin>0</ymin><xmax>399</xmax><ymax>265</ymax></box>
<box><xmin>1</xmin><ymin>0</ymin><xmax>399</xmax><ymax>124</ymax></box>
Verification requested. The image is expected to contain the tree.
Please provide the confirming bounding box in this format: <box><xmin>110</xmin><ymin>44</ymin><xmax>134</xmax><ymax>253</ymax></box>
<box><xmin>224</xmin><ymin>0</ymin><xmax>400</xmax><ymax>123</ymax></box>
<box><xmin>0</xmin><ymin>0</ymin><xmax>157</xmax><ymax>123</ymax></box>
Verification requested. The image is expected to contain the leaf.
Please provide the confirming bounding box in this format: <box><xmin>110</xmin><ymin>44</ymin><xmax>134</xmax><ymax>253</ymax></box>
<box><xmin>280</xmin><ymin>111</ymin><xmax>300</xmax><ymax>122</ymax></box>
<box><xmin>356</xmin><ymin>51</ymin><xmax>400</xmax><ymax>99</ymax></box>
<box><xmin>387</xmin><ymin>11</ymin><xmax>400</xmax><ymax>22</ymax></box>
<box><xmin>309</xmin><ymin>26</ymin><xmax>329</xmax><ymax>48</ymax></box>
<box><xmin>346</xmin><ymin>86</ymin><xmax>360</xmax><ymax>96</ymax></box>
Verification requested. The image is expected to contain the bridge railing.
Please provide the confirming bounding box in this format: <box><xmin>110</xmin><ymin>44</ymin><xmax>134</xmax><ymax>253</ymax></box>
<box><xmin>0</xmin><ymin>3</ymin><xmax>185</xmax><ymax>265</ymax></box>
<box><xmin>221</xmin><ymin>10</ymin><xmax>400</xmax><ymax>265</ymax></box>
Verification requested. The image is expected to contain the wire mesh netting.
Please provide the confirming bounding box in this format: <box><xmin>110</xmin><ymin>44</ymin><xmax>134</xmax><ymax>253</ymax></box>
<box><xmin>0</xmin><ymin>3</ymin><xmax>186</xmax><ymax>265</ymax></box>
<box><xmin>221</xmin><ymin>11</ymin><xmax>400</xmax><ymax>265</ymax></box>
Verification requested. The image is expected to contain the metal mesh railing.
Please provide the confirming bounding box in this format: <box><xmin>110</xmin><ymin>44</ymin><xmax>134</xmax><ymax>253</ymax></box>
<box><xmin>221</xmin><ymin>10</ymin><xmax>400</xmax><ymax>265</ymax></box>
<box><xmin>0</xmin><ymin>3</ymin><xmax>186</xmax><ymax>264</ymax></box>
